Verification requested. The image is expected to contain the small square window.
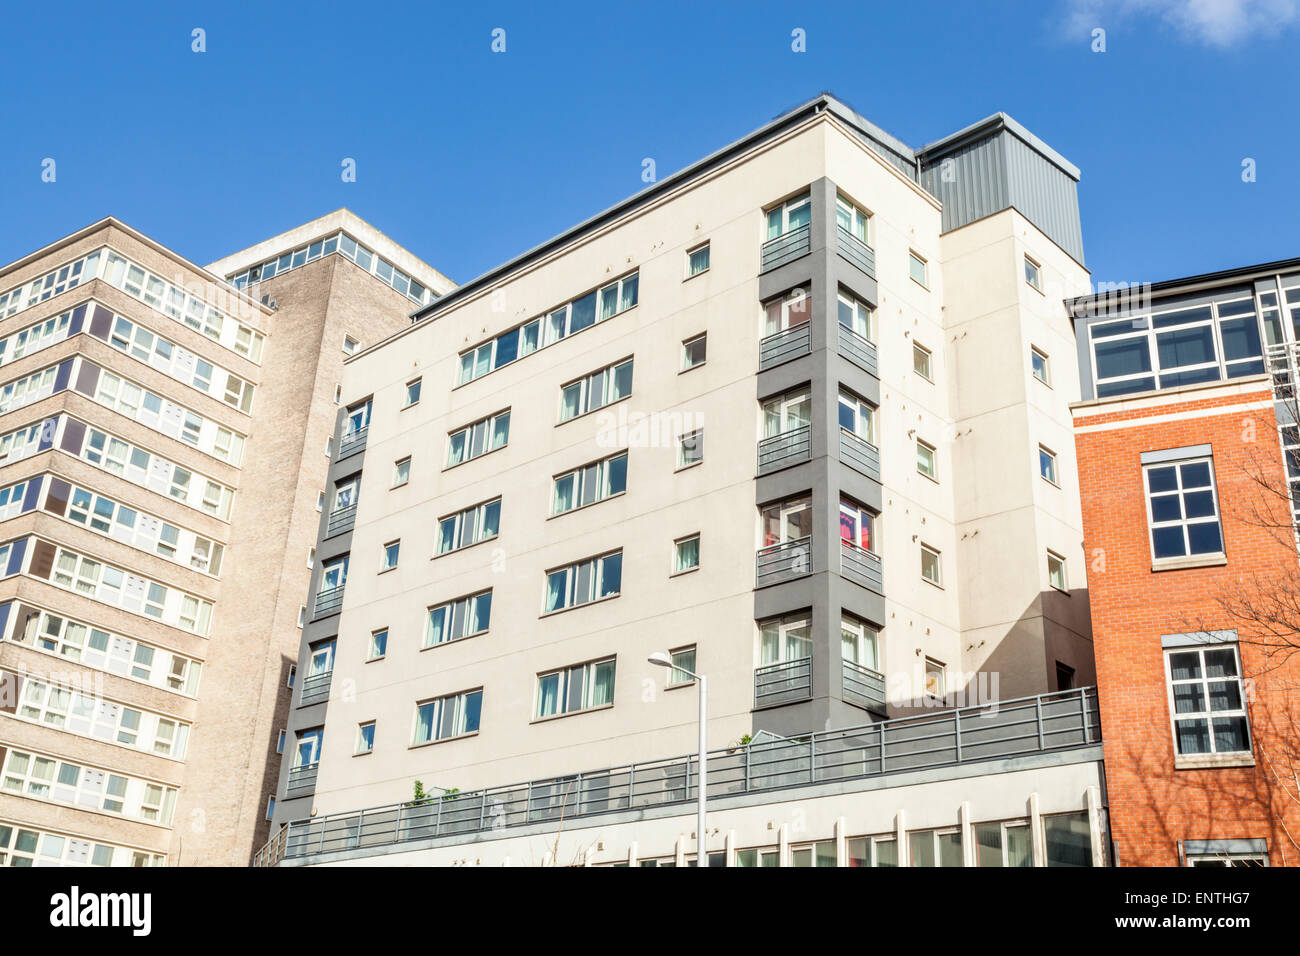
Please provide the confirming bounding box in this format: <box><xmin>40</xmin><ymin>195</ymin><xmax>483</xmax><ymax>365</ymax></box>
<box><xmin>686</xmin><ymin>242</ymin><xmax>710</xmax><ymax>278</ymax></box>
<box><xmin>1031</xmin><ymin>347</ymin><xmax>1051</xmax><ymax>386</ymax></box>
<box><xmin>913</xmin><ymin>343</ymin><xmax>932</xmax><ymax>380</ymax></box>
<box><xmin>368</xmin><ymin>628</ymin><xmax>388</xmax><ymax>661</ymax></box>
<box><xmin>673</xmin><ymin>534</ymin><xmax>700</xmax><ymax>574</ymax></box>
<box><xmin>925</xmin><ymin>658</ymin><xmax>945</xmax><ymax>698</ymax></box>
<box><xmin>276</xmin><ymin>729</ymin><xmax>286</xmax><ymax>754</ymax></box>
<box><xmin>1024</xmin><ymin>256</ymin><xmax>1043</xmax><ymax>291</ymax></box>
<box><xmin>682</xmin><ymin>333</ymin><xmax>707</xmax><ymax>371</ymax></box>
<box><xmin>916</xmin><ymin>439</ymin><xmax>937</xmax><ymax>479</ymax></box>
<box><xmin>921</xmin><ymin>545</ymin><xmax>942</xmax><ymax>586</ymax></box>
<box><xmin>1047</xmin><ymin>551</ymin><xmax>1068</xmax><ymax>591</ymax></box>
<box><xmin>678</xmin><ymin>430</ymin><xmax>704</xmax><ymax>469</ymax></box>
<box><xmin>1039</xmin><ymin>445</ymin><xmax>1058</xmax><ymax>485</ymax></box>
<box><xmin>393</xmin><ymin>457</ymin><xmax>411</xmax><ymax>487</ymax></box>
<box><xmin>356</xmin><ymin>722</ymin><xmax>375</xmax><ymax>754</ymax></box>
<box><xmin>669</xmin><ymin>646</ymin><xmax>697</xmax><ymax>684</ymax></box>
<box><xmin>381</xmin><ymin>540</ymin><xmax>401</xmax><ymax>571</ymax></box>
<box><xmin>343</xmin><ymin>335</ymin><xmax>359</xmax><ymax>356</ymax></box>
<box><xmin>404</xmin><ymin>378</ymin><xmax>422</xmax><ymax>408</ymax></box>
<box><xmin>909</xmin><ymin>252</ymin><xmax>928</xmax><ymax>288</ymax></box>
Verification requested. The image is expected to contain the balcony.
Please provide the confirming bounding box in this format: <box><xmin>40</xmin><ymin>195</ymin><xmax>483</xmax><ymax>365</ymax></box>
<box><xmin>255</xmin><ymin>687</ymin><xmax>1102</xmax><ymax>866</ymax></box>
<box><xmin>835</xmin><ymin>225</ymin><xmax>876</xmax><ymax>278</ymax></box>
<box><xmin>313</xmin><ymin>586</ymin><xmax>345</xmax><ymax>619</ymax></box>
<box><xmin>337</xmin><ymin>425</ymin><xmax>368</xmax><ymax>459</ymax></box>
<box><xmin>842</xmin><ymin>659</ymin><xmax>887</xmax><ymax>714</ymax></box>
<box><xmin>325</xmin><ymin>503</ymin><xmax>357</xmax><ymax>538</ymax></box>
<box><xmin>839</xmin><ymin>428</ymin><xmax>880</xmax><ymax>482</ymax></box>
<box><xmin>299</xmin><ymin>671</ymin><xmax>332</xmax><ymax>707</ymax></box>
<box><xmin>760</xmin><ymin>223</ymin><xmax>811</xmax><ymax>272</ymax></box>
<box><xmin>759</xmin><ymin>323</ymin><xmax>811</xmax><ymax>370</ymax></box>
<box><xmin>754</xmin><ymin>657</ymin><xmax>812</xmax><ymax>709</ymax></box>
<box><xmin>756</xmin><ymin>536</ymin><xmax>812</xmax><ymax>588</ymax></box>
<box><xmin>837</xmin><ymin>324</ymin><xmax>878</xmax><ymax>376</ymax></box>
<box><xmin>840</xmin><ymin>539</ymin><xmax>883</xmax><ymax>593</ymax></box>
<box><xmin>285</xmin><ymin>764</ymin><xmax>319</xmax><ymax>798</ymax></box>
<box><xmin>757</xmin><ymin>424</ymin><xmax>812</xmax><ymax>476</ymax></box>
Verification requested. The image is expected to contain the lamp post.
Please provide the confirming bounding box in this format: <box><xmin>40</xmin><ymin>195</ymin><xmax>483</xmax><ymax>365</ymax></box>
<box><xmin>648</xmin><ymin>651</ymin><xmax>707</xmax><ymax>866</ymax></box>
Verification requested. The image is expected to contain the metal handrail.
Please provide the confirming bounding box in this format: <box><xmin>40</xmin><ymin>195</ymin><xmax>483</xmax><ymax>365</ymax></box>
<box><xmin>337</xmin><ymin>424</ymin><xmax>369</xmax><ymax>458</ymax></box>
<box><xmin>757</xmin><ymin>423</ymin><xmax>812</xmax><ymax>474</ymax></box>
<box><xmin>326</xmin><ymin>503</ymin><xmax>357</xmax><ymax>537</ymax></box>
<box><xmin>313</xmin><ymin>586</ymin><xmax>346</xmax><ymax>617</ymax></box>
<box><xmin>254</xmin><ymin>686</ymin><xmax>1101</xmax><ymax>865</ymax></box>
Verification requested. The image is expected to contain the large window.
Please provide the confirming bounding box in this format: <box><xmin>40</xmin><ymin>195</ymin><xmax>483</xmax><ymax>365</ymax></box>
<box><xmin>764</xmin><ymin>290</ymin><xmax>811</xmax><ymax>336</ymax></box>
<box><xmin>839</xmin><ymin>498</ymin><xmax>876</xmax><ymax>553</ymax></box>
<box><xmin>762</xmin><ymin>387</ymin><xmax>811</xmax><ymax>438</ymax></box>
<box><xmin>840</xmin><ymin>614</ymin><xmax>879</xmax><ymax>670</ymax></box>
<box><xmin>766</xmin><ymin>193</ymin><xmax>811</xmax><ymax>240</ymax></box>
<box><xmin>559</xmin><ymin>359</ymin><xmax>633</xmax><ymax>422</ymax></box>
<box><xmin>414</xmin><ymin>691</ymin><xmax>482</xmax><ymax>744</ymax></box>
<box><xmin>838</xmin><ymin>389</ymin><xmax>875</xmax><ymax>444</ymax></box>
<box><xmin>975</xmin><ymin>820</ymin><xmax>1033</xmax><ymax>867</ymax></box>
<box><xmin>1145</xmin><ymin>457</ymin><xmax>1223</xmax><ymax>561</ymax></box>
<box><xmin>758</xmin><ymin>615</ymin><xmax>811</xmax><ymax>665</ymax></box>
<box><xmin>761</xmin><ymin>495</ymin><xmax>812</xmax><ymax>546</ymax></box>
<box><xmin>425</xmin><ymin>590</ymin><xmax>492</xmax><ymax>647</ymax></box>
<box><xmin>553</xmin><ymin>452</ymin><xmax>627</xmax><ymax>515</ymax></box>
<box><xmin>0</xmin><ymin>748</ymin><xmax>174</xmax><ymax>824</ymax></box>
<box><xmin>1165</xmin><ymin>642</ymin><xmax>1251</xmax><ymax>757</ymax></box>
<box><xmin>320</xmin><ymin>555</ymin><xmax>349</xmax><ymax>592</ymax></box>
<box><xmin>536</xmin><ymin>658</ymin><xmax>616</xmax><ymax>718</ymax></box>
<box><xmin>293</xmin><ymin>728</ymin><xmax>323</xmax><ymax>768</ymax></box>
<box><xmin>545</xmin><ymin>550</ymin><xmax>622</xmax><ymax>612</ymax></box>
<box><xmin>837</xmin><ymin>290</ymin><xmax>873</xmax><ymax>340</ymax></box>
<box><xmin>436</xmin><ymin>498</ymin><xmax>501</xmax><ymax>554</ymax></box>
<box><xmin>836</xmin><ymin>194</ymin><xmax>871</xmax><ymax>243</ymax></box>
<box><xmin>447</xmin><ymin>409</ymin><xmax>510</xmax><ymax>467</ymax></box>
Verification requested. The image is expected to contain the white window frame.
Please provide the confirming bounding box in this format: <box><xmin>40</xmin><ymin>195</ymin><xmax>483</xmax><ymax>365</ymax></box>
<box><xmin>1163</xmin><ymin>642</ymin><xmax>1252</xmax><ymax>758</ymax></box>
<box><xmin>672</xmin><ymin>533</ymin><xmax>701</xmax><ymax>575</ymax></box>
<box><xmin>380</xmin><ymin>540</ymin><xmax>400</xmax><ymax>572</ymax></box>
<box><xmin>1024</xmin><ymin>255</ymin><xmax>1043</xmax><ymax>292</ymax></box>
<box><xmin>1039</xmin><ymin>445</ymin><xmax>1059</xmax><ymax>485</ymax></box>
<box><xmin>916</xmin><ymin>438</ymin><xmax>937</xmax><ymax>479</ymax></box>
<box><xmin>677</xmin><ymin>429</ymin><xmax>704</xmax><ymax>469</ymax></box>
<box><xmin>686</xmin><ymin>242</ymin><xmax>710</xmax><ymax>278</ymax></box>
<box><xmin>682</xmin><ymin>333</ymin><xmax>707</xmax><ymax>370</ymax></box>
<box><xmin>909</xmin><ymin>251</ymin><xmax>929</xmax><ymax>288</ymax></box>
<box><xmin>436</xmin><ymin>498</ymin><xmax>501</xmax><ymax>555</ymax></box>
<box><xmin>392</xmin><ymin>457</ymin><xmax>411</xmax><ymax>487</ymax></box>
<box><xmin>1047</xmin><ymin>550</ymin><xmax>1068</xmax><ymax>592</ymax></box>
<box><xmin>913</xmin><ymin>342</ymin><xmax>933</xmax><ymax>381</ymax></box>
<box><xmin>1031</xmin><ymin>346</ymin><xmax>1051</xmax><ymax>386</ymax></box>
<box><xmin>552</xmin><ymin>451</ymin><xmax>628</xmax><ymax>515</ymax></box>
<box><xmin>447</xmin><ymin>409</ymin><xmax>510</xmax><ymax>467</ymax></box>
<box><xmin>544</xmin><ymin>551</ymin><xmax>623</xmax><ymax>613</ymax></box>
<box><xmin>1143</xmin><ymin>456</ymin><xmax>1224</xmax><ymax>563</ymax></box>
<box><xmin>921</xmin><ymin>544</ymin><xmax>942</xmax><ymax>587</ymax></box>
<box><xmin>424</xmin><ymin>590</ymin><xmax>493</xmax><ymax>647</ymax></box>
<box><xmin>535</xmin><ymin>658</ymin><xmax>616</xmax><ymax>719</ymax></box>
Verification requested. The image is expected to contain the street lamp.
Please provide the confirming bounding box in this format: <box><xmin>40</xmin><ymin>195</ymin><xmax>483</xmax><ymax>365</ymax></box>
<box><xmin>649</xmin><ymin>651</ymin><xmax>707</xmax><ymax>866</ymax></box>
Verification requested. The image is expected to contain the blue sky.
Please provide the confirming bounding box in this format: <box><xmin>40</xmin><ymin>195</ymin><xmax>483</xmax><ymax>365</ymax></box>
<box><xmin>1</xmin><ymin>0</ymin><xmax>1297</xmax><ymax>289</ymax></box>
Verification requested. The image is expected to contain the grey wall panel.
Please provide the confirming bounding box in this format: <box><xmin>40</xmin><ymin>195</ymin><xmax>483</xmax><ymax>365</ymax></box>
<box><xmin>1003</xmin><ymin>133</ymin><xmax>1086</xmax><ymax>265</ymax></box>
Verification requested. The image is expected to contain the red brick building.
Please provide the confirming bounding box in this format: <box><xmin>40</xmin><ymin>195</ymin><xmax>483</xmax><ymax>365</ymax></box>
<box><xmin>1070</xmin><ymin>262</ymin><xmax>1300</xmax><ymax>866</ymax></box>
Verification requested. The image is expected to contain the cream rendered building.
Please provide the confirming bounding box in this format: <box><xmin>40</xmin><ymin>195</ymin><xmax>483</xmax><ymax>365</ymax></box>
<box><xmin>266</xmin><ymin>94</ymin><xmax>1103</xmax><ymax>867</ymax></box>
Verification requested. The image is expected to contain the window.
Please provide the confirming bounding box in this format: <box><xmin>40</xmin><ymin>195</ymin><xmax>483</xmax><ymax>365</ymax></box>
<box><xmin>762</xmin><ymin>387</ymin><xmax>811</xmax><ymax>438</ymax></box>
<box><xmin>838</xmin><ymin>498</ymin><xmax>876</xmax><ymax>553</ymax></box>
<box><xmin>343</xmin><ymin>399</ymin><xmax>371</xmax><ymax>438</ymax></box>
<box><xmin>1025</xmin><ymin>256</ymin><xmax>1042</xmax><ymax>291</ymax></box>
<box><xmin>297</xmin><ymin>606</ymin><xmax>306</xmax><ymax>628</ymax></box>
<box><xmin>846</xmin><ymin>836</ymin><xmax>899</xmax><ymax>868</ymax></box>
<box><xmin>307</xmin><ymin>548</ymin><xmax>315</xmax><ymax>569</ymax></box>
<box><xmin>921</xmin><ymin>545</ymin><xmax>942</xmax><ymax>586</ymax></box>
<box><xmin>413</xmin><ymin>690</ymin><xmax>482</xmax><ymax>744</ymax></box>
<box><xmin>356</xmin><ymin>722</ymin><xmax>375</xmax><ymax>754</ymax></box>
<box><xmin>447</xmin><ymin>409</ymin><xmax>510</xmax><ymax>466</ymax></box>
<box><xmin>1039</xmin><ymin>445</ymin><xmax>1058</xmax><ymax>484</ymax></box>
<box><xmin>791</xmin><ymin>841</ymin><xmax>837</xmax><ymax>867</ymax></box>
<box><xmin>761</xmin><ymin>494</ymin><xmax>812</xmax><ymax>546</ymax></box>
<box><xmin>673</xmin><ymin>534</ymin><xmax>700</xmax><ymax>574</ymax></box>
<box><xmin>765</xmin><ymin>192</ymin><xmax>811</xmax><ymax>240</ymax></box>
<box><xmin>924</xmin><ymin>658</ymin><xmax>946</xmax><ymax>699</ymax></box>
<box><xmin>404</xmin><ymin>379</ymin><xmax>422</xmax><ymax>408</ymax></box>
<box><xmin>553</xmin><ymin>452</ymin><xmax>627</xmax><ymax>515</ymax></box>
<box><xmin>381</xmin><ymin>540</ymin><xmax>400</xmax><ymax>572</ymax></box>
<box><xmin>342</xmin><ymin>335</ymin><xmax>359</xmax><ymax>356</ymax></box>
<box><xmin>1031</xmin><ymin>346</ymin><xmax>1051</xmax><ymax>385</ymax></box>
<box><xmin>837</xmin><ymin>290</ymin><xmax>872</xmax><ymax>340</ymax></box>
<box><xmin>1187</xmin><ymin>849</ymin><xmax>1267</xmax><ymax>867</ymax></box>
<box><xmin>333</xmin><ymin>384</ymin><xmax>342</xmax><ymax>404</ymax></box>
<box><xmin>975</xmin><ymin>821</ymin><xmax>1033</xmax><ymax>867</ymax></box>
<box><xmin>835</xmin><ymin>194</ymin><xmax>871</xmax><ymax>243</ymax></box>
<box><xmin>913</xmin><ymin>343</ymin><xmax>933</xmax><ymax>380</ymax></box>
<box><xmin>668</xmin><ymin>646</ymin><xmax>696</xmax><ymax>684</ymax></box>
<box><xmin>1165</xmin><ymin>642</ymin><xmax>1251</xmax><ymax>757</ymax></box>
<box><xmin>677</xmin><ymin>430</ymin><xmax>704</xmax><ymax>469</ymax></box>
<box><xmin>536</xmin><ymin>658</ymin><xmax>616</xmax><ymax>718</ymax></box>
<box><xmin>287</xmin><ymin>665</ymin><xmax>296</xmax><ymax>688</ymax></box>
<box><xmin>315</xmin><ymin>491</ymin><xmax>325</xmax><ymax>511</ymax></box>
<box><xmin>1145</xmin><ymin>457</ymin><xmax>1224</xmax><ymax>561</ymax></box>
<box><xmin>436</xmin><ymin>498</ymin><xmax>501</xmax><ymax>554</ymax></box>
<box><xmin>1044</xmin><ymin>811</ymin><xmax>1094</xmax><ymax>867</ymax></box>
<box><xmin>838</xmin><ymin>389</ymin><xmax>875</xmax><ymax>444</ymax></box>
<box><xmin>332</xmin><ymin>475</ymin><xmax>361</xmax><ymax>515</ymax></box>
<box><xmin>840</xmin><ymin>614</ymin><xmax>879</xmax><ymax>671</ymax></box>
<box><xmin>266</xmin><ymin>797</ymin><xmax>276</xmax><ymax>821</ymax></box>
<box><xmin>307</xmin><ymin>639</ymin><xmax>335</xmax><ymax>679</ymax></box>
<box><xmin>758</xmin><ymin>615</ymin><xmax>811</xmax><ymax>665</ymax></box>
<box><xmin>275</xmin><ymin>730</ymin><xmax>285</xmax><ymax>754</ymax></box>
<box><xmin>545</xmin><ymin>551</ymin><xmax>622</xmax><ymax>612</ymax></box>
<box><xmin>916</xmin><ymin>438</ymin><xmax>937</xmax><ymax>479</ymax></box>
<box><xmin>392</xmin><ymin>457</ymin><xmax>411</xmax><ymax>487</ymax></box>
<box><xmin>686</xmin><ymin>243</ymin><xmax>710</xmax><ymax>277</ymax></box>
<box><xmin>1046</xmin><ymin>551</ymin><xmax>1068</xmax><ymax>591</ymax></box>
<box><xmin>425</xmin><ymin>590</ymin><xmax>492</xmax><ymax>647</ymax></box>
<box><xmin>682</xmin><ymin>333</ymin><xmax>707</xmax><ymax>370</ymax></box>
<box><xmin>1056</xmin><ymin>661</ymin><xmax>1075</xmax><ymax>691</ymax></box>
<box><xmin>368</xmin><ymin>629</ymin><xmax>388</xmax><ymax>661</ymax></box>
<box><xmin>734</xmin><ymin>847</ymin><xmax>782</xmax><ymax>867</ymax></box>
<box><xmin>320</xmin><ymin>555</ymin><xmax>348</xmax><ymax>592</ymax></box>
<box><xmin>559</xmin><ymin>359</ymin><xmax>633</xmax><ymax>422</ymax></box>
<box><xmin>764</xmin><ymin>290</ymin><xmax>812</xmax><ymax>336</ymax></box>
<box><xmin>909</xmin><ymin>251</ymin><xmax>929</xmax><ymax>288</ymax></box>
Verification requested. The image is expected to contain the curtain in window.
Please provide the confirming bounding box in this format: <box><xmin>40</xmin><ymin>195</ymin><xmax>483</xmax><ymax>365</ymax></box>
<box><xmin>545</xmin><ymin>570</ymin><xmax>567</xmax><ymax>612</ymax></box>
<box><xmin>675</xmin><ymin>537</ymin><xmax>699</xmax><ymax>572</ymax></box>
<box><xmin>537</xmin><ymin>674</ymin><xmax>559</xmax><ymax>717</ymax></box>
<box><xmin>414</xmin><ymin>703</ymin><xmax>434</xmax><ymax>743</ymax></box>
<box><xmin>591</xmin><ymin>661</ymin><xmax>615</xmax><ymax>707</ymax></box>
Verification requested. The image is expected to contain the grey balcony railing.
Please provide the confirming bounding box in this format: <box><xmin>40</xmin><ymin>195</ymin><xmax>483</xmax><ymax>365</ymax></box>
<box><xmin>839</xmin><ymin>428</ymin><xmax>880</xmax><ymax>482</ymax></box>
<box><xmin>299</xmin><ymin>671</ymin><xmax>332</xmax><ymax>707</ymax></box>
<box><xmin>836</xmin><ymin>226</ymin><xmax>876</xmax><ymax>278</ymax></box>
<box><xmin>760</xmin><ymin>223</ymin><xmax>811</xmax><ymax>272</ymax></box>
<box><xmin>837</xmin><ymin>324</ymin><xmax>878</xmax><ymax>376</ymax></box>
<box><xmin>325</xmin><ymin>503</ymin><xmax>357</xmax><ymax>538</ymax></box>
<box><xmin>756</xmin><ymin>535</ymin><xmax>812</xmax><ymax>587</ymax></box>
<box><xmin>313</xmin><ymin>586</ymin><xmax>345</xmax><ymax>618</ymax></box>
<box><xmin>254</xmin><ymin>687</ymin><xmax>1102</xmax><ymax>866</ymax></box>
<box><xmin>759</xmin><ymin>323</ymin><xmax>812</xmax><ymax>370</ymax></box>
<box><xmin>757</xmin><ymin>424</ymin><xmax>812</xmax><ymax>475</ymax></box>
<box><xmin>337</xmin><ymin>425</ymin><xmax>368</xmax><ymax>459</ymax></box>
<box><xmin>840</xmin><ymin>539</ymin><xmax>883</xmax><ymax>593</ymax></box>
<box><xmin>754</xmin><ymin>657</ymin><xmax>812</xmax><ymax>709</ymax></box>
<box><xmin>842</xmin><ymin>659</ymin><xmax>887</xmax><ymax>714</ymax></box>
<box><xmin>285</xmin><ymin>764</ymin><xmax>319</xmax><ymax>798</ymax></box>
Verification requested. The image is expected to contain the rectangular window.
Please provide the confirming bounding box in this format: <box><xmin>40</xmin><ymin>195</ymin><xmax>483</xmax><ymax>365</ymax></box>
<box><xmin>535</xmin><ymin>658</ymin><xmax>616</xmax><ymax>718</ymax></box>
<box><xmin>559</xmin><ymin>359</ymin><xmax>633</xmax><ymax>422</ymax></box>
<box><xmin>838</xmin><ymin>497</ymin><xmax>876</xmax><ymax>553</ymax></box>
<box><xmin>913</xmin><ymin>343</ymin><xmax>933</xmax><ymax>380</ymax></box>
<box><xmin>413</xmin><ymin>690</ymin><xmax>482</xmax><ymax>744</ymax></box>
<box><xmin>686</xmin><ymin>243</ymin><xmax>710</xmax><ymax>277</ymax></box>
<box><xmin>320</xmin><ymin>555</ymin><xmax>349</xmax><ymax>592</ymax></box>
<box><xmin>393</xmin><ymin>457</ymin><xmax>411</xmax><ymax>487</ymax></box>
<box><xmin>425</xmin><ymin>590</ymin><xmax>492</xmax><ymax>647</ymax></box>
<box><xmin>765</xmin><ymin>192</ymin><xmax>811</xmax><ymax>240</ymax></box>
<box><xmin>436</xmin><ymin>498</ymin><xmax>501</xmax><ymax>554</ymax></box>
<box><xmin>835</xmin><ymin>194</ymin><xmax>871</xmax><ymax>243</ymax></box>
<box><xmin>1047</xmin><ymin>551</ymin><xmax>1068</xmax><ymax>591</ymax></box>
<box><xmin>974</xmin><ymin>821</ymin><xmax>1033</xmax><ymax>867</ymax></box>
<box><xmin>1025</xmin><ymin>256</ymin><xmax>1042</xmax><ymax>291</ymax></box>
<box><xmin>368</xmin><ymin>629</ymin><xmax>388</xmax><ymax>661</ymax></box>
<box><xmin>673</xmin><ymin>534</ymin><xmax>700</xmax><ymax>574</ymax></box>
<box><xmin>447</xmin><ymin>409</ymin><xmax>510</xmax><ymax>467</ymax></box>
<box><xmin>925</xmin><ymin>658</ymin><xmax>946</xmax><ymax>699</ymax></box>
<box><xmin>1166</xmin><ymin>642</ymin><xmax>1251</xmax><ymax>756</ymax></box>
<box><xmin>276</xmin><ymin>730</ymin><xmax>285</xmax><ymax>754</ymax></box>
<box><xmin>682</xmin><ymin>333</ymin><xmax>707</xmax><ymax>370</ymax></box>
<box><xmin>545</xmin><ymin>550</ymin><xmax>622</xmax><ymax>612</ymax></box>
<box><xmin>762</xmin><ymin>387</ymin><xmax>811</xmax><ymax>438</ymax></box>
<box><xmin>909</xmin><ymin>252</ymin><xmax>929</xmax><ymax>287</ymax></box>
<box><xmin>761</xmin><ymin>494</ymin><xmax>813</xmax><ymax>546</ymax></box>
<box><xmin>836</xmin><ymin>290</ymin><xmax>872</xmax><ymax>340</ymax></box>
<box><xmin>840</xmin><ymin>614</ymin><xmax>879</xmax><ymax>670</ymax></box>
<box><xmin>846</xmin><ymin>836</ymin><xmax>898</xmax><ymax>868</ymax></box>
<box><xmin>764</xmin><ymin>290</ymin><xmax>812</xmax><ymax>336</ymax></box>
<box><xmin>837</xmin><ymin>389</ymin><xmax>875</xmax><ymax>444</ymax></box>
<box><xmin>1056</xmin><ymin>661</ymin><xmax>1075</xmax><ymax>690</ymax></box>
<box><xmin>266</xmin><ymin>796</ymin><xmax>276</xmax><ymax>821</ymax></box>
<box><xmin>758</xmin><ymin>614</ymin><xmax>811</xmax><ymax>665</ymax></box>
<box><xmin>356</xmin><ymin>722</ymin><xmax>375</xmax><ymax>754</ymax></box>
<box><xmin>1039</xmin><ymin>445</ymin><xmax>1058</xmax><ymax>484</ymax></box>
<box><xmin>552</xmin><ymin>451</ymin><xmax>628</xmax><ymax>515</ymax></box>
<box><xmin>791</xmin><ymin>841</ymin><xmax>837</xmax><ymax>867</ymax></box>
<box><xmin>916</xmin><ymin>439</ymin><xmax>937</xmax><ymax>479</ymax></box>
<box><xmin>1031</xmin><ymin>346</ymin><xmax>1051</xmax><ymax>385</ymax></box>
<box><xmin>1145</xmin><ymin>457</ymin><xmax>1224</xmax><ymax>561</ymax></box>
<box><xmin>404</xmin><ymin>379</ymin><xmax>422</xmax><ymax>408</ymax></box>
<box><xmin>921</xmin><ymin>544</ymin><xmax>942</xmax><ymax>586</ymax></box>
<box><xmin>677</xmin><ymin>430</ymin><xmax>704</xmax><ymax>469</ymax></box>
<box><xmin>668</xmin><ymin>646</ymin><xmax>696</xmax><ymax>684</ymax></box>
<box><xmin>342</xmin><ymin>335</ymin><xmax>359</xmax><ymax>356</ymax></box>
<box><xmin>381</xmin><ymin>540</ymin><xmax>400</xmax><ymax>572</ymax></box>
